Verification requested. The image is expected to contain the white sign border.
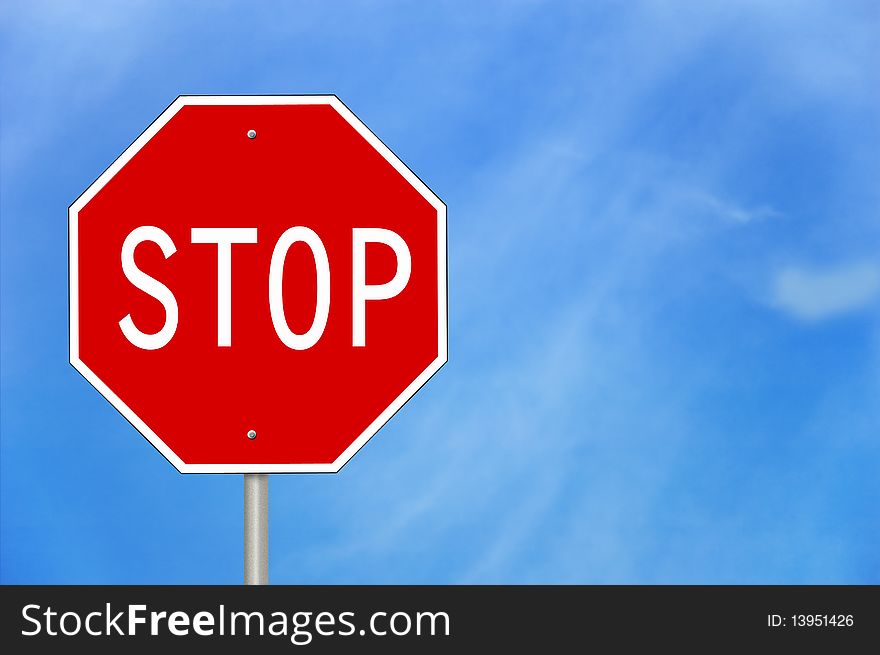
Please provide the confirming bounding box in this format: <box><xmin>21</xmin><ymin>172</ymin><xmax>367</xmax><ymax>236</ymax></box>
<box><xmin>69</xmin><ymin>95</ymin><xmax>447</xmax><ymax>474</ymax></box>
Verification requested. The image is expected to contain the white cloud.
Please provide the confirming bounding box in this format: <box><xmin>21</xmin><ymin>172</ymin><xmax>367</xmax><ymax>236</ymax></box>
<box><xmin>689</xmin><ymin>191</ymin><xmax>780</xmax><ymax>225</ymax></box>
<box><xmin>272</xmin><ymin>1</ymin><xmax>878</xmax><ymax>583</ymax></box>
<box><xmin>772</xmin><ymin>262</ymin><xmax>880</xmax><ymax>321</ymax></box>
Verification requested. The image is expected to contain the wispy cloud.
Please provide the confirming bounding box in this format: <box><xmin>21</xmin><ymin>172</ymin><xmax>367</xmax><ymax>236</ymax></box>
<box><xmin>1</xmin><ymin>2</ymin><xmax>161</xmax><ymax>172</ymax></box>
<box><xmin>274</xmin><ymin>0</ymin><xmax>880</xmax><ymax>584</ymax></box>
<box><xmin>772</xmin><ymin>262</ymin><xmax>880</xmax><ymax>321</ymax></box>
<box><xmin>689</xmin><ymin>191</ymin><xmax>780</xmax><ymax>225</ymax></box>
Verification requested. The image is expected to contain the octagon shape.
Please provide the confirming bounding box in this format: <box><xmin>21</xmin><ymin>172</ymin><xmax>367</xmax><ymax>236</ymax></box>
<box><xmin>69</xmin><ymin>95</ymin><xmax>447</xmax><ymax>473</ymax></box>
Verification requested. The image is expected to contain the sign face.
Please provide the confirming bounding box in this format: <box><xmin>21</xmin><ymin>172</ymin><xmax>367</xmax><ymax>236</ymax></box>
<box><xmin>69</xmin><ymin>95</ymin><xmax>446</xmax><ymax>473</ymax></box>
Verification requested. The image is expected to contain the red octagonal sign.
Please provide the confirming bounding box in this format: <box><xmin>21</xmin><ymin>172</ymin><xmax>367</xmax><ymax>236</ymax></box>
<box><xmin>69</xmin><ymin>95</ymin><xmax>447</xmax><ymax>473</ymax></box>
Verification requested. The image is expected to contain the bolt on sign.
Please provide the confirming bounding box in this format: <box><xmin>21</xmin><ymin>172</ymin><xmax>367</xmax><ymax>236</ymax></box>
<box><xmin>69</xmin><ymin>96</ymin><xmax>447</xmax><ymax>473</ymax></box>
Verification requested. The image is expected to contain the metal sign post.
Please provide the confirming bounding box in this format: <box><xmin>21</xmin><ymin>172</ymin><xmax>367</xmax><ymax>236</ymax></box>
<box><xmin>68</xmin><ymin>95</ymin><xmax>446</xmax><ymax>585</ymax></box>
<box><xmin>244</xmin><ymin>474</ymin><xmax>268</xmax><ymax>585</ymax></box>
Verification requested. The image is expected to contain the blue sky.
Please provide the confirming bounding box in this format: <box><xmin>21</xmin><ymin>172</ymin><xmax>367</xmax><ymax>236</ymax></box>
<box><xmin>2</xmin><ymin>1</ymin><xmax>878</xmax><ymax>584</ymax></box>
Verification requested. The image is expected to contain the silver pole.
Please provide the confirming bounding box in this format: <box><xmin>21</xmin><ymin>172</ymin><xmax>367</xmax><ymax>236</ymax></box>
<box><xmin>244</xmin><ymin>473</ymin><xmax>268</xmax><ymax>585</ymax></box>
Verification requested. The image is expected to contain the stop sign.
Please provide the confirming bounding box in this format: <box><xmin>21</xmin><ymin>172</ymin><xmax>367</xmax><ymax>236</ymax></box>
<box><xmin>69</xmin><ymin>95</ymin><xmax>446</xmax><ymax>473</ymax></box>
